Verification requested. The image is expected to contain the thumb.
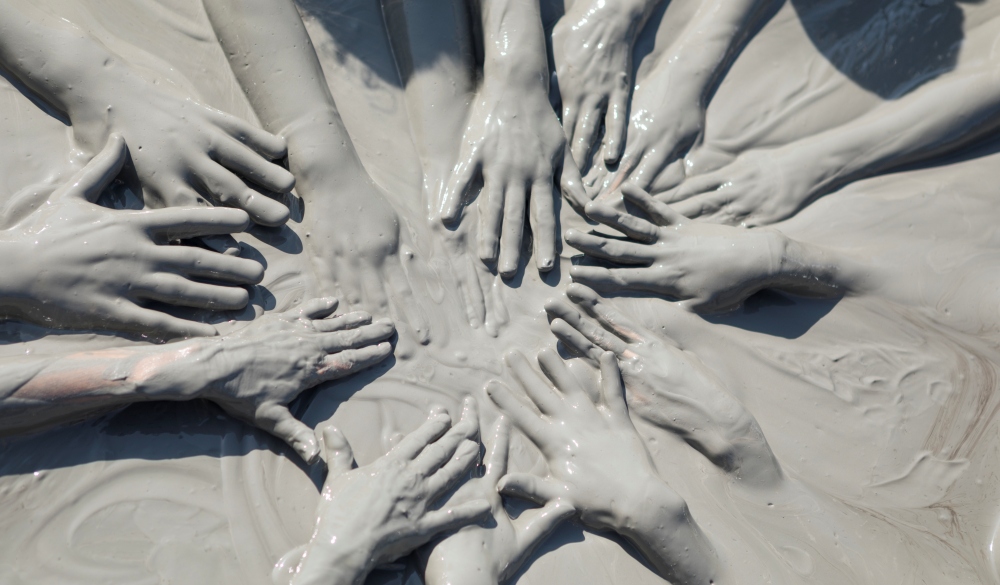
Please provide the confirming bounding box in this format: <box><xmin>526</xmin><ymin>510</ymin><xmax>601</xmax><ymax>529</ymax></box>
<box><xmin>253</xmin><ymin>402</ymin><xmax>319</xmax><ymax>464</ymax></box>
<box><xmin>507</xmin><ymin>500</ymin><xmax>575</xmax><ymax>578</ymax></box>
<box><xmin>59</xmin><ymin>133</ymin><xmax>128</xmax><ymax>203</ymax></box>
<box><xmin>498</xmin><ymin>473</ymin><xmax>565</xmax><ymax>506</ymax></box>
<box><xmin>320</xmin><ymin>425</ymin><xmax>355</xmax><ymax>476</ymax></box>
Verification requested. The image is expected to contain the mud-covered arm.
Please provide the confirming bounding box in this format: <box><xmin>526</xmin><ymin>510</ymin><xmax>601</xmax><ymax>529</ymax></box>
<box><xmin>0</xmin><ymin>300</ymin><xmax>395</xmax><ymax>462</ymax></box>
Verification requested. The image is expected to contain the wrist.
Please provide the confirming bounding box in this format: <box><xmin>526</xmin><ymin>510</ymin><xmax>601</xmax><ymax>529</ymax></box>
<box><xmin>136</xmin><ymin>338</ymin><xmax>222</xmax><ymax>401</ymax></box>
<box><xmin>609</xmin><ymin>478</ymin><xmax>686</xmax><ymax>535</ymax></box>
<box><xmin>294</xmin><ymin>530</ymin><xmax>377</xmax><ymax>585</ymax></box>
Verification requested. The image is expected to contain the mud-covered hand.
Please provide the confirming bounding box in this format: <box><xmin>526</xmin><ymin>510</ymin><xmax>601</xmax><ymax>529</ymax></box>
<box><xmin>0</xmin><ymin>135</ymin><xmax>265</xmax><ymax>338</ymax></box>
<box><xmin>553</xmin><ymin>0</ymin><xmax>661</xmax><ymax>170</ymax></box>
<box><xmin>284</xmin><ymin>402</ymin><xmax>491</xmax><ymax>585</ymax></box>
<box><xmin>545</xmin><ymin>283</ymin><xmax>782</xmax><ymax>485</ymax></box>
<box><xmin>439</xmin><ymin>77</ymin><xmax>568</xmax><ymax>277</ymax></box>
<box><xmin>486</xmin><ymin>349</ymin><xmax>718</xmax><ymax>584</ymax></box>
<box><xmin>421</xmin><ymin>417</ymin><xmax>574</xmax><ymax>585</ymax></box>
<box><xmin>663</xmin><ymin>148</ymin><xmax>822</xmax><ymax>226</ymax></box>
<box><xmin>201</xmin><ymin>297</ymin><xmax>394</xmax><ymax>463</ymax></box>
<box><xmin>594</xmin><ymin>63</ymin><xmax>705</xmax><ymax>196</ymax></box>
<box><xmin>567</xmin><ymin>184</ymin><xmax>787</xmax><ymax>312</ymax></box>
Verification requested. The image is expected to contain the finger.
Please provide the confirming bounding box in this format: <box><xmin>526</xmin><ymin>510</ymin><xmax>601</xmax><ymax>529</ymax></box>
<box><xmin>254</xmin><ymin>402</ymin><xmax>319</xmax><ymax>463</ymax></box>
<box><xmin>320</xmin><ymin>319</ymin><xmax>395</xmax><ymax>352</ymax></box>
<box><xmin>321</xmin><ymin>426</ymin><xmax>355</xmax><ymax>475</ymax></box>
<box><xmin>529</xmin><ymin>181</ymin><xmax>557</xmax><ymax>273</ymax></box>
<box><xmin>671</xmin><ymin>192</ymin><xmax>727</xmax><ymax>220</ymax></box>
<box><xmin>297</xmin><ymin>297</ymin><xmax>340</xmax><ymax>320</ymax></box>
<box><xmin>621</xmin><ymin>183</ymin><xmax>686</xmax><ymax>226</ymax></box>
<box><xmin>422</xmin><ymin>438</ymin><xmax>480</xmax><ymax>497</ymax></box>
<box><xmin>570</xmin><ymin>102</ymin><xmax>602</xmax><ymax>168</ymax></box>
<box><xmin>561</xmin><ymin>102</ymin><xmax>580</xmax><ymax>150</ymax></box>
<box><xmin>416</xmin><ymin>499</ymin><xmax>492</xmax><ymax>539</ymax></box>
<box><xmin>478</xmin><ymin>181</ymin><xmax>504</xmax><ymax>263</ymax></box>
<box><xmin>158</xmin><ymin>246</ymin><xmax>264</xmax><ymax>284</ymax></box>
<box><xmin>440</xmin><ymin>158</ymin><xmax>480</xmax><ymax>223</ymax></box>
<box><xmin>385</xmin><ymin>257</ymin><xmax>430</xmax><ymax>344</ymax></box>
<box><xmin>599</xmin><ymin>352</ymin><xmax>630</xmax><ymax>422</ymax></box>
<box><xmin>140</xmin><ymin>206</ymin><xmax>251</xmax><ymax>239</ymax></box>
<box><xmin>504</xmin><ymin>350</ymin><xmax>563</xmax><ymax>416</ymax></box>
<box><xmin>510</xmin><ymin>500</ymin><xmax>576</xmax><ymax>562</ymax></box>
<box><xmin>211</xmin><ymin>134</ymin><xmax>296</xmax><ymax>193</ymax></box>
<box><xmin>193</xmin><ymin>162</ymin><xmax>290</xmax><ymax>227</ymax></box>
<box><xmin>564</xmin><ymin>229</ymin><xmax>654</xmax><ymax>264</ymax></box>
<box><xmin>318</xmin><ymin>341</ymin><xmax>394</xmax><ymax>381</ymax></box>
<box><xmin>412</xmin><ymin>398</ymin><xmax>479</xmax><ymax>476</ymax></box>
<box><xmin>565</xmin><ymin>283</ymin><xmax>647</xmax><ymax>343</ymax></box>
<box><xmin>661</xmin><ymin>171</ymin><xmax>726</xmax><ymax>204</ymax></box>
<box><xmin>559</xmin><ymin>149</ymin><xmax>591</xmax><ymax>212</ymax></box>
<box><xmin>568</xmin><ymin>265</ymin><xmax>661</xmax><ymax>295</ymax></box>
<box><xmin>115</xmin><ymin>305</ymin><xmax>217</xmax><ymax>338</ymax></box>
<box><xmin>549</xmin><ymin>318</ymin><xmax>603</xmax><ymax>363</ymax></box>
<box><xmin>536</xmin><ymin>347</ymin><xmax>588</xmax><ymax>400</ymax></box>
<box><xmin>136</xmin><ymin>274</ymin><xmax>250</xmax><ymax>310</ymax></box>
<box><xmin>584</xmin><ymin>200</ymin><xmax>659</xmax><ymax>243</ymax></box>
<box><xmin>485</xmin><ymin>380</ymin><xmax>550</xmax><ymax>445</ymax></box>
<box><xmin>313</xmin><ymin>311</ymin><xmax>372</xmax><ymax>333</ymax></box>
<box><xmin>59</xmin><ymin>133</ymin><xmax>128</xmax><ymax>203</ymax></box>
<box><xmin>483</xmin><ymin>416</ymin><xmax>511</xmax><ymax>481</ymax></box>
<box><xmin>389</xmin><ymin>412</ymin><xmax>453</xmax><ymax>461</ymax></box>
<box><xmin>604</xmin><ymin>88</ymin><xmax>629</xmax><ymax>166</ymax></box>
<box><xmin>547</xmin><ymin>308</ymin><xmax>628</xmax><ymax>356</ymax></box>
<box><xmin>498</xmin><ymin>184</ymin><xmax>526</xmax><ymax>278</ymax></box>
<box><xmin>195</xmin><ymin>234</ymin><xmax>242</xmax><ymax>256</ymax></box>
<box><xmin>497</xmin><ymin>473</ymin><xmax>565</xmax><ymax>506</ymax></box>
<box><xmin>204</xmin><ymin>107</ymin><xmax>288</xmax><ymax>160</ymax></box>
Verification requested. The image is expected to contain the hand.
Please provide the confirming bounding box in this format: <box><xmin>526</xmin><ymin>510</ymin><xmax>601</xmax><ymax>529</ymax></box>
<box><xmin>566</xmin><ymin>184</ymin><xmax>786</xmax><ymax>312</ymax></box>
<box><xmin>69</xmin><ymin>72</ymin><xmax>295</xmax><ymax>226</ymax></box>
<box><xmin>487</xmin><ymin>348</ymin><xmax>671</xmax><ymax>531</ymax></box>
<box><xmin>593</xmin><ymin>63</ymin><xmax>705</xmax><ymax>197</ymax></box>
<box><xmin>553</xmin><ymin>0</ymin><xmax>651</xmax><ymax>170</ymax></box>
<box><xmin>544</xmin><ymin>283</ymin><xmax>782</xmax><ymax>485</ymax></box>
<box><xmin>421</xmin><ymin>417</ymin><xmax>573</xmax><ymax>585</ymax></box>
<box><xmin>0</xmin><ymin>135</ymin><xmax>265</xmax><ymax>338</ymax></box>
<box><xmin>486</xmin><ymin>349</ymin><xmax>719</xmax><ymax>584</ymax></box>
<box><xmin>284</xmin><ymin>402</ymin><xmax>492</xmax><ymax>585</ymax></box>
<box><xmin>662</xmin><ymin>148</ymin><xmax>821</xmax><ymax>226</ymax></box>
<box><xmin>288</xmin><ymin>123</ymin><xmax>430</xmax><ymax>343</ymax></box>
<box><xmin>440</xmin><ymin>76</ymin><xmax>584</xmax><ymax>277</ymax></box>
<box><xmin>200</xmin><ymin>297</ymin><xmax>395</xmax><ymax>463</ymax></box>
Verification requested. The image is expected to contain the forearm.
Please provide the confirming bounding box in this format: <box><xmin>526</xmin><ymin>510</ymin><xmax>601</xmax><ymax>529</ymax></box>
<box><xmin>789</xmin><ymin>66</ymin><xmax>1000</xmax><ymax>195</ymax></box>
<box><xmin>0</xmin><ymin>340</ymin><xmax>215</xmax><ymax>435</ymax></box>
<box><xmin>479</xmin><ymin>0</ymin><xmax>549</xmax><ymax>87</ymax></box>
<box><xmin>768</xmin><ymin>231</ymin><xmax>873</xmax><ymax>297</ymax></box>
<box><xmin>657</xmin><ymin>0</ymin><xmax>776</xmax><ymax>101</ymax></box>
<box><xmin>0</xmin><ymin>1</ymin><xmax>138</xmax><ymax>122</ymax></box>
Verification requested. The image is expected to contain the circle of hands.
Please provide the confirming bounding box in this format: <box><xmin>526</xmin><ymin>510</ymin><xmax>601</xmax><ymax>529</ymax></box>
<box><xmin>0</xmin><ymin>0</ymin><xmax>887</xmax><ymax>583</ymax></box>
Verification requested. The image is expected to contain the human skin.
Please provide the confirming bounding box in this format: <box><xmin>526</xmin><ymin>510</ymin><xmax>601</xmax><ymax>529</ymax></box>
<box><xmin>419</xmin><ymin>417</ymin><xmax>575</xmax><ymax>585</ymax></box>
<box><xmin>486</xmin><ymin>349</ymin><xmax>720</xmax><ymax>585</ymax></box>
<box><xmin>565</xmin><ymin>185</ymin><xmax>874</xmax><ymax>312</ymax></box>
<box><xmin>545</xmin><ymin>283</ymin><xmax>782</xmax><ymax>487</ymax></box>
<box><xmin>439</xmin><ymin>0</ymin><xmax>590</xmax><ymax>277</ymax></box>
<box><xmin>552</xmin><ymin>0</ymin><xmax>665</xmax><ymax>170</ymax></box>
<box><xmin>202</xmin><ymin>0</ymin><xmax>428</xmax><ymax>341</ymax></box>
<box><xmin>0</xmin><ymin>135</ymin><xmax>266</xmax><ymax>339</ymax></box>
<box><xmin>589</xmin><ymin>0</ymin><xmax>779</xmax><ymax>197</ymax></box>
<box><xmin>0</xmin><ymin>297</ymin><xmax>394</xmax><ymax>462</ymax></box>
<box><xmin>273</xmin><ymin>401</ymin><xmax>492</xmax><ymax>585</ymax></box>
<box><xmin>0</xmin><ymin>0</ymin><xmax>296</xmax><ymax>226</ymax></box>
<box><xmin>665</xmin><ymin>58</ymin><xmax>1000</xmax><ymax>226</ymax></box>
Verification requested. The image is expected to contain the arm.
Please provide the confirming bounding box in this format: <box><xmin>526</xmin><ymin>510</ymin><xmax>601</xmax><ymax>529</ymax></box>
<box><xmin>600</xmin><ymin>0</ymin><xmax>779</xmax><ymax>195</ymax></box>
<box><xmin>669</xmin><ymin>60</ymin><xmax>1000</xmax><ymax>226</ymax></box>
<box><xmin>1</xmin><ymin>298</ymin><xmax>395</xmax><ymax>463</ymax></box>
<box><xmin>202</xmin><ymin>0</ymin><xmax>429</xmax><ymax>339</ymax></box>
<box><xmin>0</xmin><ymin>0</ymin><xmax>295</xmax><ymax>225</ymax></box>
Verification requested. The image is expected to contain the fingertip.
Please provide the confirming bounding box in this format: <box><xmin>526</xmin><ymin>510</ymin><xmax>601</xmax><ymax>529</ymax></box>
<box><xmin>248</xmin><ymin>199</ymin><xmax>290</xmax><ymax>227</ymax></box>
<box><xmin>565</xmin><ymin>282</ymin><xmax>597</xmax><ymax>302</ymax></box>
